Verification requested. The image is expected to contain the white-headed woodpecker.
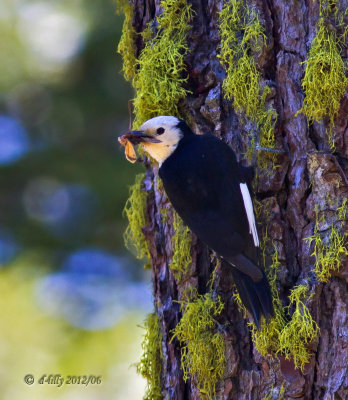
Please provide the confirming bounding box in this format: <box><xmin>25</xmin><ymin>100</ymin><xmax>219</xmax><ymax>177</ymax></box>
<box><xmin>119</xmin><ymin>116</ymin><xmax>273</xmax><ymax>327</ymax></box>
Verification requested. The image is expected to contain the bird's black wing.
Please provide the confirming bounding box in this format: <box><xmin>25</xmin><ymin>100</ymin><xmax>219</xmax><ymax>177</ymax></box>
<box><xmin>159</xmin><ymin>133</ymin><xmax>261</xmax><ymax>281</ymax></box>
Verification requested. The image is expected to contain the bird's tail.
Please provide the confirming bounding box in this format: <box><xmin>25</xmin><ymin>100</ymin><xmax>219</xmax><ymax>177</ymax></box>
<box><xmin>229</xmin><ymin>265</ymin><xmax>274</xmax><ymax>328</ymax></box>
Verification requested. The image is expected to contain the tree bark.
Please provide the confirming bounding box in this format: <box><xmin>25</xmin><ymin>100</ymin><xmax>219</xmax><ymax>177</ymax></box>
<box><xmin>126</xmin><ymin>0</ymin><xmax>348</xmax><ymax>399</ymax></box>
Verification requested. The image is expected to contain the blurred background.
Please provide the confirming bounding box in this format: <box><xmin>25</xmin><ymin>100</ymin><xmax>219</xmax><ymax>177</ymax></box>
<box><xmin>0</xmin><ymin>0</ymin><xmax>151</xmax><ymax>398</ymax></box>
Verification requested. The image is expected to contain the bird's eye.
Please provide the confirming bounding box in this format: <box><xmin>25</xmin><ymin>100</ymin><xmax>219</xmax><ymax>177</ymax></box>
<box><xmin>156</xmin><ymin>127</ymin><xmax>165</xmax><ymax>135</ymax></box>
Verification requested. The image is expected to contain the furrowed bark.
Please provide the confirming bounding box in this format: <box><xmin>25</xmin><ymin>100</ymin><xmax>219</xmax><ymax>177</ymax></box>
<box><xmin>127</xmin><ymin>0</ymin><xmax>348</xmax><ymax>398</ymax></box>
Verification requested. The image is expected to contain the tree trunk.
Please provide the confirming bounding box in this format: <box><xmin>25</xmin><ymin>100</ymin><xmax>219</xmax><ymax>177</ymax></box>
<box><xmin>119</xmin><ymin>0</ymin><xmax>348</xmax><ymax>399</ymax></box>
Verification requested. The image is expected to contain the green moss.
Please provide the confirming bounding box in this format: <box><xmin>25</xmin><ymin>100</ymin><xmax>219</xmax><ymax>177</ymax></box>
<box><xmin>296</xmin><ymin>17</ymin><xmax>348</xmax><ymax>150</ymax></box>
<box><xmin>123</xmin><ymin>173</ymin><xmax>151</xmax><ymax>268</ymax></box>
<box><xmin>218</xmin><ymin>0</ymin><xmax>277</xmax><ymax>168</ymax></box>
<box><xmin>246</xmin><ymin>250</ymin><xmax>320</xmax><ymax>372</ymax></box>
<box><xmin>132</xmin><ymin>0</ymin><xmax>194</xmax><ymax>127</ymax></box>
<box><xmin>117</xmin><ymin>0</ymin><xmax>137</xmax><ymax>81</ymax></box>
<box><xmin>172</xmin><ymin>293</ymin><xmax>225</xmax><ymax>399</ymax></box>
<box><xmin>170</xmin><ymin>212</ymin><xmax>192</xmax><ymax>280</ymax></box>
<box><xmin>136</xmin><ymin>313</ymin><xmax>163</xmax><ymax>400</ymax></box>
<box><xmin>305</xmin><ymin>205</ymin><xmax>348</xmax><ymax>283</ymax></box>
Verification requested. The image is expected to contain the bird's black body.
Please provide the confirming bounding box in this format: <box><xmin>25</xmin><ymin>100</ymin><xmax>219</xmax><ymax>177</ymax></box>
<box><xmin>159</xmin><ymin>126</ymin><xmax>273</xmax><ymax>326</ymax></box>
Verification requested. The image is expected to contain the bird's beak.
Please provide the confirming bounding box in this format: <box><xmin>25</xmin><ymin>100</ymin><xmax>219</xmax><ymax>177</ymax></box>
<box><xmin>118</xmin><ymin>130</ymin><xmax>161</xmax><ymax>145</ymax></box>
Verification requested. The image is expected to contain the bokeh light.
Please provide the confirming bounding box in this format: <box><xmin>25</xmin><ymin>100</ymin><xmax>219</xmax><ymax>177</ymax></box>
<box><xmin>0</xmin><ymin>228</ymin><xmax>20</xmax><ymax>265</ymax></box>
<box><xmin>37</xmin><ymin>248</ymin><xmax>152</xmax><ymax>330</ymax></box>
<box><xmin>0</xmin><ymin>0</ymin><xmax>148</xmax><ymax>398</ymax></box>
<box><xmin>23</xmin><ymin>178</ymin><xmax>70</xmax><ymax>223</ymax></box>
<box><xmin>23</xmin><ymin>179</ymin><xmax>99</xmax><ymax>239</ymax></box>
<box><xmin>0</xmin><ymin>115</ymin><xmax>30</xmax><ymax>165</ymax></box>
<box><xmin>17</xmin><ymin>2</ymin><xmax>87</xmax><ymax>70</ymax></box>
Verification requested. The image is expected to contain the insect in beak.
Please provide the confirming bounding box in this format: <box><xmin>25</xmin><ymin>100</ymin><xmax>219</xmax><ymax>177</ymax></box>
<box><xmin>118</xmin><ymin>131</ymin><xmax>161</xmax><ymax>163</ymax></box>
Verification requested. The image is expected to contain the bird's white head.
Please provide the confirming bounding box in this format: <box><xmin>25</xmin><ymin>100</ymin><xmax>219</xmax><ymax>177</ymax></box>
<box><xmin>119</xmin><ymin>116</ymin><xmax>190</xmax><ymax>165</ymax></box>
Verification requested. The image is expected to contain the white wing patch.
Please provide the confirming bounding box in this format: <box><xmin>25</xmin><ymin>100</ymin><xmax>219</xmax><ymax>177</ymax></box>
<box><xmin>239</xmin><ymin>183</ymin><xmax>259</xmax><ymax>247</ymax></box>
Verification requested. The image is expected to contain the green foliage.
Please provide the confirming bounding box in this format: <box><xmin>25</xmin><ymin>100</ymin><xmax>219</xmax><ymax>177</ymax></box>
<box><xmin>0</xmin><ymin>260</ymin><xmax>145</xmax><ymax>399</ymax></box>
<box><xmin>132</xmin><ymin>0</ymin><xmax>194</xmax><ymax>127</ymax></box>
<box><xmin>2</xmin><ymin>0</ymin><xmax>134</xmax><ymax>254</ymax></box>
<box><xmin>117</xmin><ymin>0</ymin><xmax>137</xmax><ymax>81</ymax></box>
<box><xmin>296</xmin><ymin>5</ymin><xmax>348</xmax><ymax>149</ymax></box>
<box><xmin>305</xmin><ymin>204</ymin><xmax>348</xmax><ymax>283</ymax></box>
<box><xmin>123</xmin><ymin>173</ymin><xmax>151</xmax><ymax>267</ymax></box>
<box><xmin>218</xmin><ymin>0</ymin><xmax>277</xmax><ymax>166</ymax></box>
<box><xmin>172</xmin><ymin>293</ymin><xmax>225</xmax><ymax>399</ymax></box>
<box><xmin>136</xmin><ymin>313</ymin><xmax>163</xmax><ymax>400</ymax></box>
<box><xmin>170</xmin><ymin>212</ymin><xmax>192</xmax><ymax>280</ymax></box>
<box><xmin>246</xmin><ymin>250</ymin><xmax>320</xmax><ymax>372</ymax></box>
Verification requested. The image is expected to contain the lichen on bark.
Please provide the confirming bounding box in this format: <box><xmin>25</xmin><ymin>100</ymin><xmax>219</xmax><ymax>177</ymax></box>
<box><xmin>123</xmin><ymin>173</ymin><xmax>151</xmax><ymax>268</ymax></box>
<box><xmin>132</xmin><ymin>0</ymin><xmax>194</xmax><ymax>127</ymax></box>
<box><xmin>171</xmin><ymin>292</ymin><xmax>226</xmax><ymax>399</ymax></box>
<box><xmin>247</xmin><ymin>250</ymin><xmax>320</xmax><ymax>372</ymax></box>
<box><xmin>136</xmin><ymin>313</ymin><xmax>163</xmax><ymax>400</ymax></box>
<box><xmin>116</xmin><ymin>0</ymin><xmax>137</xmax><ymax>81</ymax></box>
<box><xmin>218</xmin><ymin>0</ymin><xmax>277</xmax><ymax>168</ymax></box>
<box><xmin>170</xmin><ymin>212</ymin><xmax>192</xmax><ymax>281</ymax></box>
<box><xmin>305</xmin><ymin>202</ymin><xmax>348</xmax><ymax>283</ymax></box>
<box><xmin>296</xmin><ymin>16</ymin><xmax>348</xmax><ymax>149</ymax></box>
<box><xmin>116</xmin><ymin>0</ymin><xmax>348</xmax><ymax>397</ymax></box>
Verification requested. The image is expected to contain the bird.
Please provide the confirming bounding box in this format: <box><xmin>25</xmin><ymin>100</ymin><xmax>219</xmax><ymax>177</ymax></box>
<box><xmin>119</xmin><ymin>115</ymin><xmax>273</xmax><ymax>327</ymax></box>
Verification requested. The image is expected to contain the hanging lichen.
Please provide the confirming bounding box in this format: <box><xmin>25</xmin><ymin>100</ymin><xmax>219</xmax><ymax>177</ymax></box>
<box><xmin>218</xmin><ymin>0</ymin><xmax>266</xmax><ymax>116</ymax></box>
<box><xmin>239</xmin><ymin>199</ymin><xmax>322</xmax><ymax>372</ymax></box>
<box><xmin>170</xmin><ymin>212</ymin><xmax>192</xmax><ymax>280</ymax></box>
<box><xmin>136</xmin><ymin>313</ymin><xmax>163</xmax><ymax>400</ymax></box>
<box><xmin>245</xmin><ymin>249</ymin><xmax>320</xmax><ymax>372</ymax></box>
<box><xmin>262</xmin><ymin>382</ymin><xmax>285</xmax><ymax>400</ymax></box>
<box><xmin>296</xmin><ymin>1</ymin><xmax>348</xmax><ymax>150</ymax></box>
<box><xmin>123</xmin><ymin>173</ymin><xmax>151</xmax><ymax>268</ymax></box>
<box><xmin>208</xmin><ymin>255</ymin><xmax>220</xmax><ymax>292</ymax></box>
<box><xmin>277</xmin><ymin>285</ymin><xmax>320</xmax><ymax>370</ymax></box>
<box><xmin>218</xmin><ymin>0</ymin><xmax>277</xmax><ymax>167</ymax></box>
<box><xmin>172</xmin><ymin>293</ymin><xmax>226</xmax><ymax>399</ymax></box>
<box><xmin>132</xmin><ymin>0</ymin><xmax>194</xmax><ymax>127</ymax></box>
<box><xmin>262</xmin><ymin>383</ymin><xmax>285</xmax><ymax>400</ymax></box>
<box><xmin>116</xmin><ymin>0</ymin><xmax>137</xmax><ymax>81</ymax></box>
<box><xmin>305</xmin><ymin>202</ymin><xmax>348</xmax><ymax>283</ymax></box>
<box><xmin>296</xmin><ymin>21</ymin><xmax>347</xmax><ymax>148</ymax></box>
<box><xmin>249</xmin><ymin>250</ymin><xmax>287</xmax><ymax>357</ymax></box>
<box><xmin>253</xmin><ymin>197</ymin><xmax>274</xmax><ymax>268</ymax></box>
